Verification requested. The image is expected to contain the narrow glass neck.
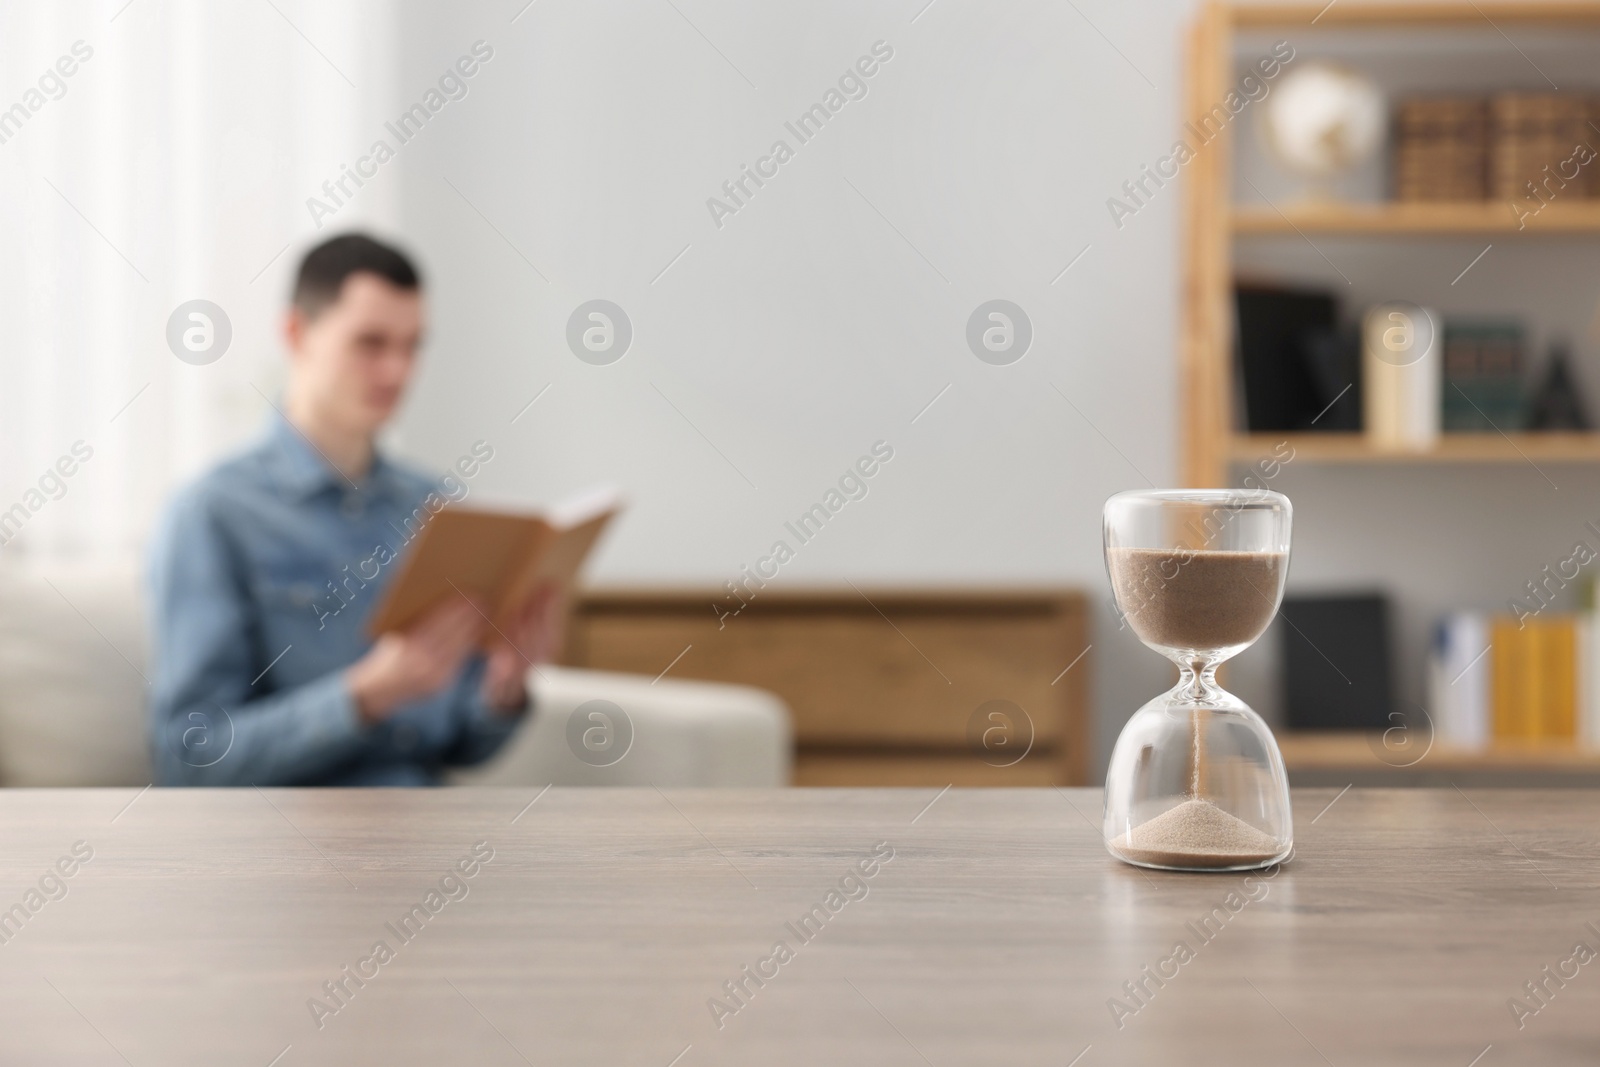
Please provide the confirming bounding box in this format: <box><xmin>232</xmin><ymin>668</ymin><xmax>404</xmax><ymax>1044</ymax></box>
<box><xmin>1173</xmin><ymin>658</ymin><xmax>1223</xmax><ymax>705</ymax></box>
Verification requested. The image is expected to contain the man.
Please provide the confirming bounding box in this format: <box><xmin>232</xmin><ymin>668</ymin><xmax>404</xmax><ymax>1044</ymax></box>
<box><xmin>149</xmin><ymin>233</ymin><xmax>555</xmax><ymax>785</ymax></box>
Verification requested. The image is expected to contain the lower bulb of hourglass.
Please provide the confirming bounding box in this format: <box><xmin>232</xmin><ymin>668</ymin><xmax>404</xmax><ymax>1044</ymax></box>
<box><xmin>1102</xmin><ymin>687</ymin><xmax>1293</xmax><ymax>872</ymax></box>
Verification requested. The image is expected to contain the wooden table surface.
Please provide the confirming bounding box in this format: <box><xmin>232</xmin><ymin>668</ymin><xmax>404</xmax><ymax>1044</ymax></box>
<box><xmin>0</xmin><ymin>787</ymin><xmax>1596</xmax><ymax>1065</ymax></box>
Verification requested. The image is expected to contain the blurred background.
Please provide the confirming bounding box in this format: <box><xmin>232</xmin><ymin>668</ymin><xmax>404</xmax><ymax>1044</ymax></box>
<box><xmin>3</xmin><ymin>0</ymin><xmax>1600</xmax><ymax>790</ymax></box>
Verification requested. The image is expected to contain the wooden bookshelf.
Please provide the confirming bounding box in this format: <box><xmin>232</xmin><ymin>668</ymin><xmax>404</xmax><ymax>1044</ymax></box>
<box><xmin>1181</xmin><ymin>2</ymin><xmax>1600</xmax><ymax>489</ymax></box>
<box><xmin>1184</xmin><ymin>4</ymin><xmax>1600</xmax><ymax>775</ymax></box>
<box><xmin>1280</xmin><ymin>732</ymin><xmax>1600</xmax><ymax>772</ymax></box>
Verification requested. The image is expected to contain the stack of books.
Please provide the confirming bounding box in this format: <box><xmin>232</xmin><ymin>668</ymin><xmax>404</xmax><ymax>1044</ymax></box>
<box><xmin>1489</xmin><ymin>92</ymin><xmax>1597</xmax><ymax>202</ymax></box>
<box><xmin>1394</xmin><ymin>98</ymin><xmax>1489</xmax><ymax>201</ymax></box>
<box><xmin>1389</xmin><ymin>92</ymin><xmax>1600</xmax><ymax>203</ymax></box>
<box><xmin>1429</xmin><ymin>610</ymin><xmax>1600</xmax><ymax>747</ymax></box>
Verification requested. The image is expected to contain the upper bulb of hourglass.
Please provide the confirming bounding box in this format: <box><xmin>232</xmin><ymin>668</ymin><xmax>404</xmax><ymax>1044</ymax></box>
<box><xmin>1107</xmin><ymin>545</ymin><xmax>1288</xmax><ymax>665</ymax></box>
<box><xmin>1103</xmin><ymin>488</ymin><xmax>1291</xmax><ymax>663</ymax></box>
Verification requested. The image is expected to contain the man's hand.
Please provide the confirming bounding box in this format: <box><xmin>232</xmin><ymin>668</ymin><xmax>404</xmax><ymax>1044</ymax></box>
<box><xmin>347</xmin><ymin>599</ymin><xmax>484</xmax><ymax>724</ymax></box>
<box><xmin>480</xmin><ymin>584</ymin><xmax>564</xmax><ymax>714</ymax></box>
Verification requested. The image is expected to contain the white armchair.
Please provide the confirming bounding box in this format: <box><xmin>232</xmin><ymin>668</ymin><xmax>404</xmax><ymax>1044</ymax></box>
<box><xmin>0</xmin><ymin>560</ymin><xmax>791</xmax><ymax>788</ymax></box>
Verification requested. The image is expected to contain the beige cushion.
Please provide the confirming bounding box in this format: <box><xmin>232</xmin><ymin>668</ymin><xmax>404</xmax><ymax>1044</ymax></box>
<box><xmin>0</xmin><ymin>559</ymin><xmax>151</xmax><ymax>786</ymax></box>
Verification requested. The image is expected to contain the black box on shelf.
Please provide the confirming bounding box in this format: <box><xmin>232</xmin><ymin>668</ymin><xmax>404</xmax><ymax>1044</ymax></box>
<box><xmin>1235</xmin><ymin>285</ymin><xmax>1360</xmax><ymax>432</ymax></box>
<box><xmin>1279</xmin><ymin>593</ymin><xmax>1395</xmax><ymax>732</ymax></box>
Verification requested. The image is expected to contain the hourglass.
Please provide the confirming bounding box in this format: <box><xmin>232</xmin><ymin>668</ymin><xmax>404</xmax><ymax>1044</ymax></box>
<box><xmin>1102</xmin><ymin>489</ymin><xmax>1294</xmax><ymax>872</ymax></box>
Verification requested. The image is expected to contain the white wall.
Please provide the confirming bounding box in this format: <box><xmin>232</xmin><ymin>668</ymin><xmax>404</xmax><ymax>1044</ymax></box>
<box><xmin>386</xmin><ymin>0</ymin><xmax>1198</xmax><ymax>776</ymax></box>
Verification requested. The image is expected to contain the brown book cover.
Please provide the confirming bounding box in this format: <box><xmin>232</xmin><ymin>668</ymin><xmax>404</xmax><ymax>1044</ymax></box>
<box><xmin>1393</xmin><ymin>96</ymin><xmax>1488</xmax><ymax>202</ymax></box>
<box><xmin>367</xmin><ymin>486</ymin><xmax>621</xmax><ymax>644</ymax></box>
<box><xmin>1489</xmin><ymin>92</ymin><xmax>1595</xmax><ymax>202</ymax></box>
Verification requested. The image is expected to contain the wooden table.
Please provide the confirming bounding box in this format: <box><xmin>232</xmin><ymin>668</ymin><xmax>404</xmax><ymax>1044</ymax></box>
<box><xmin>1</xmin><ymin>787</ymin><xmax>1595</xmax><ymax>1065</ymax></box>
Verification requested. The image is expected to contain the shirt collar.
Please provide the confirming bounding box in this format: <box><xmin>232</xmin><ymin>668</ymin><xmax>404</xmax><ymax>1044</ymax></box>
<box><xmin>265</xmin><ymin>412</ymin><xmax>407</xmax><ymax>501</ymax></box>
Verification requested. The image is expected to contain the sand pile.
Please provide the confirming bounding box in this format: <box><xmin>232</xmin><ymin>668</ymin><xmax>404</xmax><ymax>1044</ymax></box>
<box><xmin>1111</xmin><ymin>798</ymin><xmax>1282</xmax><ymax>869</ymax></box>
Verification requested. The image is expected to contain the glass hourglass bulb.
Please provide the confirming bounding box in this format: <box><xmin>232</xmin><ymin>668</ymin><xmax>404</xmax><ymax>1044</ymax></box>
<box><xmin>1101</xmin><ymin>489</ymin><xmax>1294</xmax><ymax>872</ymax></box>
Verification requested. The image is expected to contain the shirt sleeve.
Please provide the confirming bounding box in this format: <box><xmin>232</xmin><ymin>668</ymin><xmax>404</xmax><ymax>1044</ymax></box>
<box><xmin>438</xmin><ymin>655</ymin><xmax>528</xmax><ymax>767</ymax></box>
<box><xmin>147</xmin><ymin>489</ymin><xmax>372</xmax><ymax>786</ymax></box>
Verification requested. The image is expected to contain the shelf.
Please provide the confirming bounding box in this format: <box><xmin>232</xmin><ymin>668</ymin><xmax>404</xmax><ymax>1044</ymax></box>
<box><xmin>1232</xmin><ymin>201</ymin><xmax>1600</xmax><ymax>236</ymax></box>
<box><xmin>1228</xmin><ymin>432</ymin><xmax>1600</xmax><ymax>464</ymax></box>
<box><xmin>1232</xmin><ymin>3</ymin><xmax>1600</xmax><ymax>27</ymax></box>
<box><xmin>1280</xmin><ymin>732</ymin><xmax>1600</xmax><ymax>772</ymax></box>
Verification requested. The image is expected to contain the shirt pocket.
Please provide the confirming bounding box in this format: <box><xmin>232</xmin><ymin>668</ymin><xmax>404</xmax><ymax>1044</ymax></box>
<box><xmin>252</xmin><ymin>563</ymin><xmax>344</xmax><ymax>658</ymax></box>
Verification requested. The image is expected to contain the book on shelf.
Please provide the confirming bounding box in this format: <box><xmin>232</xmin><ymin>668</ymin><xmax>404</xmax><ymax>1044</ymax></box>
<box><xmin>1394</xmin><ymin>97</ymin><xmax>1488</xmax><ymax>202</ymax></box>
<box><xmin>1544</xmin><ymin>615</ymin><xmax>1580</xmax><ymax>740</ymax></box>
<box><xmin>1489</xmin><ymin>92</ymin><xmax>1598</xmax><ymax>204</ymax></box>
<box><xmin>1441</xmin><ymin>320</ymin><xmax>1525</xmax><ymax>433</ymax></box>
<box><xmin>1429</xmin><ymin>613</ymin><xmax>1490</xmax><ymax>748</ymax></box>
<box><xmin>1388</xmin><ymin>91</ymin><xmax>1599</xmax><ymax>205</ymax></box>
<box><xmin>1487</xmin><ymin>615</ymin><xmax>1529</xmax><ymax>740</ymax></box>
<box><xmin>1427</xmin><ymin>608</ymin><xmax>1599</xmax><ymax>748</ymax></box>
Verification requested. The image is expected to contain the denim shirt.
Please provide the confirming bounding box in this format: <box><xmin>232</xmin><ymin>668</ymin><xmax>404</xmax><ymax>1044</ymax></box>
<box><xmin>147</xmin><ymin>415</ymin><xmax>521</xmax><ymax>786</ymax></box>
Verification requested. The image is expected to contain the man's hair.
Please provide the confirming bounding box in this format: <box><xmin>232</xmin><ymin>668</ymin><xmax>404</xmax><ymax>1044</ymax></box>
<box><xmin>291</xmin><ymin>233</ymin><xmax>421</xmax><ymax>320</ymax></box>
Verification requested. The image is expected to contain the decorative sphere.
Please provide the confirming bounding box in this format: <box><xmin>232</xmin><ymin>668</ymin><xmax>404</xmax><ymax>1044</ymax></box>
<box><xmin>1262</xmin><ymin>62</ymin><xmax>1385</xmax><ymax>178</ymax></box>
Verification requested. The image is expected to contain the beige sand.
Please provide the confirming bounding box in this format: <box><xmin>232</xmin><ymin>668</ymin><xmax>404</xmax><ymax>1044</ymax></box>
<box><xmin>1110</xmin><ymin>798</ymin><xmax>1283</xmax><ymax>869</ymax></box>
<box><xmin>1107</xmin><ymin>548</ymin><xmax>1285</xmax><ymax>651</ymax></box>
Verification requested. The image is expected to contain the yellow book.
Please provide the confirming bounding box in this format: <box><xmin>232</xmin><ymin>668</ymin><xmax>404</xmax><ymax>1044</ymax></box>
<box><xmin>1521</xmin><ymin>620</ymin><xmax>1545</xmax><ymax>742</ymax></box>
<box><xmin>1490</xmin><ymin>616</ymin><xmax>1522</xmax><ymax>741</ymax></box>
<box><xmin>1543</xmin><ymin>616</ymin><xmax>1579</xmax><ymax>741</ymax></box>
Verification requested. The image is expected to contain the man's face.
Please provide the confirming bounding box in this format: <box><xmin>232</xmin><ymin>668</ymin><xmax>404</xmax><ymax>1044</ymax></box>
<box><xmin>285</xmin><ymin>273</ymin><xmax>424</xmax><ymax>435</ymax></box>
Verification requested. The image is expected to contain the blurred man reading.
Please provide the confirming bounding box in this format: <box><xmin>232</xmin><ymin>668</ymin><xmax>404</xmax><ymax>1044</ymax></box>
<box><xmin>148</xmin><ymin>234</ymin><xmax>555</xmax><ymax>785</ymax></box>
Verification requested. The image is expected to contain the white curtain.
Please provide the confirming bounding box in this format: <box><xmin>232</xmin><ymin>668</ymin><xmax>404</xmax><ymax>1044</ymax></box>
<box><xmin>0</xmin><ymin>0</ymin><xmax>399</xmax><ymax>561</ymax></box>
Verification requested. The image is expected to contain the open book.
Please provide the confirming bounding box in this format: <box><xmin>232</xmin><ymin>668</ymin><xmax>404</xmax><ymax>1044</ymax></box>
<box><xmin>367</xmin><ymin>485</ymin><xmax>621</xmax><ymax>642</ymax></box>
